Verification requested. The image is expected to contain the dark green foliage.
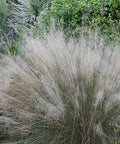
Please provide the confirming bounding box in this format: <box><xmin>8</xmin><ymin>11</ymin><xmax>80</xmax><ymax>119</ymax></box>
<box><xmin>39</xmin><ymin>0</ymin><xmax>120</xmax><ymax>40</ymax></box>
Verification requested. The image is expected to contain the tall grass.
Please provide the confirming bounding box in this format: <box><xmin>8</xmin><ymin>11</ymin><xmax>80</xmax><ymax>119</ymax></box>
<box><xmin>0</xmin><ymin>30</ymin><xmax>120</xmax><ymax>144</ymax></box>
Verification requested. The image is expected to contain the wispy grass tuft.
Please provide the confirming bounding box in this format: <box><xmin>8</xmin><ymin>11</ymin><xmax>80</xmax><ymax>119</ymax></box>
<box><xmin>0</xmin><ymin>29</ymin><xmax>120</xmax><ymax>144</ymax></box>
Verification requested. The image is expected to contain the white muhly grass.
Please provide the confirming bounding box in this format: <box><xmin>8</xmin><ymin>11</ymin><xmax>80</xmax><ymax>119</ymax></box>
<box><xmin>0</xmin><ymin>30</ymin><xmax>120</xmax><ymax>143</ymax></box>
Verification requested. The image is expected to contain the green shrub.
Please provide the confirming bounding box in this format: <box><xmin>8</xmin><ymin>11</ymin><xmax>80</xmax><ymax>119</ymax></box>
<box><xmin>39</xmin><ymin>0</ymin><xmax>120</xmax><ymax>41</ymax></box>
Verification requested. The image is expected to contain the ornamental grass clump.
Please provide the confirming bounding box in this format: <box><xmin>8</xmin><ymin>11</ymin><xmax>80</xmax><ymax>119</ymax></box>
<box><xmin>0</xmin><ymin>30</ymin><xmax>120</xmax><ymax>144</ymax></box>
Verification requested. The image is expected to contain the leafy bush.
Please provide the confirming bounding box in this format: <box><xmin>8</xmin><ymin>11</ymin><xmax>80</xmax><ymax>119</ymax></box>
<box><xmin>39</xmin><ymin>0</ymin><xmax>120</xmax><ymax>40</ymax></box>
<box><xmin>0</xmin><ymin>30</ymin><xmax>120</xmax><ymax>143</ymax></box>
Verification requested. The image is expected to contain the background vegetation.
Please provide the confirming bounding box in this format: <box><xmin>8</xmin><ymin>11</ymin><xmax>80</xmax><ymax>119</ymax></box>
<box><xmin>39</xmin><ymin>0</ymin><xmax>120</xmax><ymax>39</ymax></box>
<box><xmin>0</xmin><ymin>0</ymin><xmax>120</xmax><ymax>54</ymax></box>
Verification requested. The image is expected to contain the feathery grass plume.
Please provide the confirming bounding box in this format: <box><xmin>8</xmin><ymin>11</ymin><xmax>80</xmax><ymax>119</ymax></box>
<box><xmin>0</xmin><ymin>29</ymin><xmax>120</xmax><ymax>144</ymax></box>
